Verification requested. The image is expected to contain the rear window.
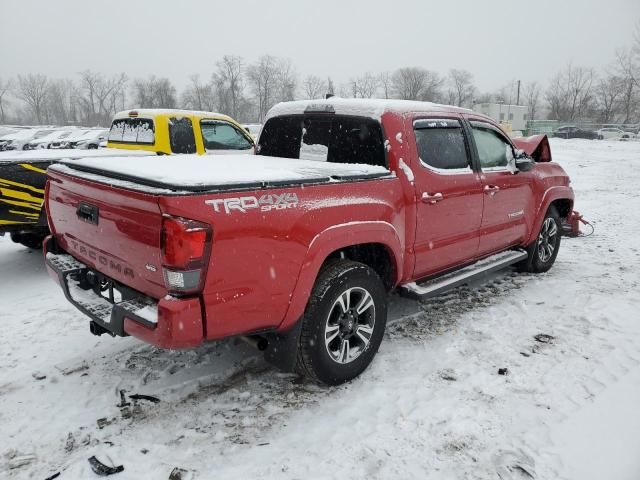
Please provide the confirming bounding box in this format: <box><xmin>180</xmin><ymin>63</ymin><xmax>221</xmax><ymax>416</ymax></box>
<box><xmin>257</xmin><ymin>115</ymin><xmax>386</xmax><ymax>168</ymax></box>
<box><xmin>108</xmin><ymin>118</ymin><xmax>155</xmax><ymax>145</ymax></box>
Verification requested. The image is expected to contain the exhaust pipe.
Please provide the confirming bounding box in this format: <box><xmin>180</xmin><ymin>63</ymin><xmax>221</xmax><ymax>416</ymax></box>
<box><xmin>238</xmin><ymin>335</ymin><xmax>268</xmax><ymax>351</ymax></box>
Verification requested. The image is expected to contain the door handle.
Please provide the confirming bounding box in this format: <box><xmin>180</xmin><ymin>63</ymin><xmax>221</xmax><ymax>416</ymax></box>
<box><xmin>484</xmin><ymin>185</ymin><xmax>500</xmax><ymax>196</ymax></box>
<box><xmin>422</xmin><ymin>192</ymin><xmax>443</xmax><ymax>204</ymax></box>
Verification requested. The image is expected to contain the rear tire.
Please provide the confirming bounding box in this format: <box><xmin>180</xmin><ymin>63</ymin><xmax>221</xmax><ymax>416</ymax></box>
<box><xmin>518</xmin><ymin>206</ymin><xmax>561</xmax><ymax>273</ymax></box>
<box><xmin>296</xmin><ymin>260</ymin><xmax>387</xmax><ymax>386</ymax></box>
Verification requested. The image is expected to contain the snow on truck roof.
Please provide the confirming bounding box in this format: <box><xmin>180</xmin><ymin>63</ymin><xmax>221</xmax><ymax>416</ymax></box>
<box><xmin>112</xmin><ymin>109</ymin><xmax>236</xmax><ymax>121</ymax></box>
<box><xmin>267</xmin><ymin>98</ymin><xmax>473</xmax><ymax>120</ymax></box>
<box><xmin>52</xmin><ymin>154</ymin><xmax>392</xmax><ymax>193</ymax></box>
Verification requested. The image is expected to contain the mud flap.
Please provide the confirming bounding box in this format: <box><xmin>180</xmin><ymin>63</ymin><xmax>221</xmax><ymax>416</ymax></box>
<box><xmin>263</xmin><ymin>319</ymin><xmax>304</xmax><ymax>372</ymax></box>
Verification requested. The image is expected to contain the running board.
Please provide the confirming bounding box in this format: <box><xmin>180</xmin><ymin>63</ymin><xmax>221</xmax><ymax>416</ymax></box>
<box><xmin>399</xmin><ymin>250</ymin><xmax>528</xmax><ymax>300</ymax></box>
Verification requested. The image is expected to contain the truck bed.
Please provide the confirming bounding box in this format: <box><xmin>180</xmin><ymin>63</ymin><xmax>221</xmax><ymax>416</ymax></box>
<box><xmin>50</xmin><ymin>154</ymin><xmax>392</xmax><ymax>193</ymax></box>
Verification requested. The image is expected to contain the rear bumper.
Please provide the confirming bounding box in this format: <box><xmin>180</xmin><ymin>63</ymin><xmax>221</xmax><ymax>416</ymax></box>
<box><xmin>44</xmin><ymin>236</ymin><xmax>204</xmax><ymax>349</ymax></box>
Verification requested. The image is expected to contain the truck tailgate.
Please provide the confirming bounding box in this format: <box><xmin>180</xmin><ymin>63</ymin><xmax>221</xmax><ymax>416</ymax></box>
<box><xmin>46</xmin><ymin>168</ymin><xmax>166</xmax><ymax>299</ymax></box>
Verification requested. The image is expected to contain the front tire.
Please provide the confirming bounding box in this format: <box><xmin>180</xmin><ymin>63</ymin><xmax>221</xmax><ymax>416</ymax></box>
<box><xmin>296</xmin><ymin>260</ymin><xmax>387</xmax><ymax>385</ymax></box>
<box><xmin>518</xmin><ymin>206</ymin><xmax>562</xmax><ymax>273</ymax></box>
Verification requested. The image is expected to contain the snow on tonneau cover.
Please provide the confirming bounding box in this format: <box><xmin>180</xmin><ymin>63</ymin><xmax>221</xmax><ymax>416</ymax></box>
<box><xmin>50</xmin><ymin>154</ymin><xmax>391</xmax><ymax>192</ymax></box>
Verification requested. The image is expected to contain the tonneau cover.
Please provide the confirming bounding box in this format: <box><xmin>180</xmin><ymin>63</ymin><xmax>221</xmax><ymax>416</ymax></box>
<box><xmin>50</xmin><ymin>154</ymin><xmax>392</xmax><ymax>193</ymax></box>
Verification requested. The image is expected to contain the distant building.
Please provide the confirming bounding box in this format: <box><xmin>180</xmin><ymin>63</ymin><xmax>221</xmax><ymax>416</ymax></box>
<box><xmin>472</xmin><ymin>103</ymin><xmax>528</xmax><ymax>131</ymax></box>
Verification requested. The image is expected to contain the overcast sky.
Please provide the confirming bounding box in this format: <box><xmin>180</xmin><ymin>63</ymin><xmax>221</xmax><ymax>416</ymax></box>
<box><xmin>1</xmin><ymin>0</ymin><xmax>639</xmax><ymax>92</ymax></box>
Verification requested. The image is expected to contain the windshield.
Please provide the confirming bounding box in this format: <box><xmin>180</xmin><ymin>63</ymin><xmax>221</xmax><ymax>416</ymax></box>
<box><xmin>200</xmin><ymin>120</ymin><xmax>253</xmax><ymax>151</ymax></box>
<box><xmin>257</xmin><ymin>115</ymin><xmax>386</xmax><ymax>168</ymax></box>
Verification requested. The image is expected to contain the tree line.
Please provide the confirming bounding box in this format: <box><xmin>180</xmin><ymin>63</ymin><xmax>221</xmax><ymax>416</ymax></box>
<box><xmin>0</xmin><ymin>26</ymin><xmax>638</xmax><ymax>127</ymax></box>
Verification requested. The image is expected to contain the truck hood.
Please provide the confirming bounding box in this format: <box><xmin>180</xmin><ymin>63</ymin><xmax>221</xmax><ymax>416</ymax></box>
<box><xmin>54</xmin><ymin>154</ymin><xmax>391</xmax><ymax>193</ymax></box>
<box><xmin>512</xmin><ymin>134</ymin><xmax>552</xmax><ymax>163</ymax></box>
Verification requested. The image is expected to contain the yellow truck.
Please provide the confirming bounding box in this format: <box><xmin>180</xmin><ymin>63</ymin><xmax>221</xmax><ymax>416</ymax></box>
<box><xmin>0</xmin><ymin>109</ymin><xmax>255</xmax><ymax>249</ymax></box>
<box><xmin>107</xmin><ymin>109</ymin><xmax>255</xmax><ymax>154</ymax></box>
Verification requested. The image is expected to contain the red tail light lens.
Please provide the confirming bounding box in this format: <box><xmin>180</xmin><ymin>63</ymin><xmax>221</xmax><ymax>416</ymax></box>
<box><xmin>161</xmin><ymin>216</ymin><xmax>212</xmax><ymax>295</ymax></box>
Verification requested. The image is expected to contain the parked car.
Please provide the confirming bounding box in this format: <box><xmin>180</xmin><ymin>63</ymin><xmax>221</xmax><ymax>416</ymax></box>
<box><xmin>0</xmin><ymin>109</ymin><xmax>251</xmax><ymax>249</ymax></box>
<box><xmin>0</xmin><ymin>128</ymin><xmax>54</xmax><ymax>151</ymax></box>
<box><xmin>44</xmin><ymin>98</ymin><xmax>574</xmax><ymax>385</ymax></box>
<box><xmin>50</xmin><ymin>129</ymin><xmax>109</xmax><ymax>149</ymax></box>
<box><xmin>23</xmin><ymin>129</ymin><xmax>75</xmax><ymax>150</ymax></box>
<box><xmin>596</xmin><ymin>127</ymin><xmax>628</xmax><ymax>140</ymax></box>
<box><xmin>553</xmin><ymin>125</ymin><xmax>599</xmax><ymax>140</ymax></box>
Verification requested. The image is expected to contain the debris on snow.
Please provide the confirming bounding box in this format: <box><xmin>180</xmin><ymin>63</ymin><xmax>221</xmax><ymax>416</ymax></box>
<box><xmin>534</xmin><ymin>334</ymin><xmax>555</xmax><ymax>344</ymax></box>
<box><xmin>498</xmin><ymin>368</ymin><xmax>509</xmax><ymax>376</ymax></box>
<box><xmin>129</xmin><ymin>394</ymin><xmax>161</xmax><ymax>404</ymax></box>
<box><xmin>55</xmin><ymin>361</ymin><xmax>89</xmax><ymax>376</ymax></box>
<box><xmin>87</xmin><ymin>455</ymin><xmax>124</xmax><ymax>476</ymax></box>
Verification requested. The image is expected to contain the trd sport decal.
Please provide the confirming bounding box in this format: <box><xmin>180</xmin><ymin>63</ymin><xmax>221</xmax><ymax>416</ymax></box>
<box><xmin>206</xmin><ymin>193</ymin><xmax>299</xmax><ymax>214</ymax></box>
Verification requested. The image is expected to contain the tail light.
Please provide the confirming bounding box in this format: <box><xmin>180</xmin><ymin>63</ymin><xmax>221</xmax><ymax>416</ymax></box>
<box><xmin>161</xmin><ymin>215</ymin><xmax>212</xmax><ymax>295</ymax></box>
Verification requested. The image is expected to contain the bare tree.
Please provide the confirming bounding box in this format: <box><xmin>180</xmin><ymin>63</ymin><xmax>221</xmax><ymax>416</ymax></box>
<box><xmin>275</xmin><ymin>58</ymin><xmax>297</xmax><ymax>103</ymax></box>
<box><xmin>391</xmin><ymin>67</ymin><xmax>442</xmax><ymax>101</ymax></box>
<box><xmin>213</xmin><ymin>55</ymin><xmax>245</xmax><ymax>119</ymax></box>
<box><xmin>15</xmin><ymin>74</ymin><xmax>49</xmax><ymax>123</ymax></box>
<box><xmin>615</xmin><ymin>49</ymin><xmax>639</xmax><ymax>123</ymax></box>
<box><xmin>378</xmin><ymin>71</ymin><xmax>392</xmax><ymax>99</ymax></box>
<box><xmin>246</xmin><ymin>56</ymin><xmax>296</xmax><ymax>121</ymax></box>
<box><xmin>545</xmin><ymin>64</ymin><xmax>595</xmax><ymax>121</ymax></box>
<box><xmin>303</xmin><ymin>75</ymin><xmax>326</xmax><ymax>99</ymax></box>
<box><xmin>77</xmin><ymin>70</ymin><xmax>127</xmax><ymax>125</ymax></box>
<box><xmin>523</xmin><ymin>81</ymin><xmax>541</xmax><ymax>122</ymax></box>
<box><xmin>181</xmin><ymin>74</ymin><xmax>215</xmax><ymax>111</ymax></box>
<box><xmin>0</xmin><ymin>77</ymin><xmax>12</xmax><ymax>123</ymax></box>
<box><xmin>131</xmin><ymin>76</ymin><xmax>176</xmax><ymax>109</ymax></box>
<box><xmin>352</xmin><ymin>73</ymin><xmax>379</xmax><ymax>98</ymax></box>
<box><xmin>247</xmin><ymin>55</ymin><xmax>278</xmax><ymax>122</ymax></box>
<box><xmin>447</xmin><ymin>69</ymin><xmax>475</xmax><ymax>107</ymax></box>
<box><xmin>595</xmin><ymin>74</ymin><xmax>625</xmax><ymax>122</ymax></box>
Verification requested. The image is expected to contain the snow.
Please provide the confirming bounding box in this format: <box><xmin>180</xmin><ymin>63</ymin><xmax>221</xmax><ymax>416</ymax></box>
<box><xmin>397</xmin><ymin>158</ymin><xmax>414</xmax><ymax>183</ymax></box>
<box><xmin>266</xmin><ymin>98</ymin><xmax>473</xmax><ymax>121</ymax></box>
<box><xmin>2</xmin><ymin>138</ymin><xmax>640</xmax><ymax>479</ymax></box>
<box><xmin>0</xmin><ymin>147</ymin><xmax>154</xmax><ymax>164</ymax></box>
<box><xmin>52</xmin><ymin>154</ymin><xmax>391</xmax><ymax>190</ymax></box>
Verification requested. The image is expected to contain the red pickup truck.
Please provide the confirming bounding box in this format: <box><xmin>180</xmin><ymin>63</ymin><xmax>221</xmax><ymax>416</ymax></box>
<box><xmin>44</xmin><ymin>99</ymin><xmax>573</xmax><ymax>385</ymax></box>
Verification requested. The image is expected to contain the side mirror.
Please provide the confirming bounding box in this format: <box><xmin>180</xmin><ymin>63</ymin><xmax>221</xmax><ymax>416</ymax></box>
<box><xmin>508</xmin><ymin>149</ymin><xmax>534</xmax><ymax>173</ymax></box>
<box><xmin>515</xmin><ymin>150</ymin><xmax>535</xmax><ymax>172</ymax></box>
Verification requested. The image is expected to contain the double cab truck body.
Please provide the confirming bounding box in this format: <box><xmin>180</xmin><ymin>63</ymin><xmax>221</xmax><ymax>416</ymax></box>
<box><xmin>44</xmin><ymin>99</ymin><xmax>573</xmax><ymax>385</ymax></box>
<box><xmin>0</xmin><ymin>108</ymin><xmax>254</xmax><ymax>249</ymax></box>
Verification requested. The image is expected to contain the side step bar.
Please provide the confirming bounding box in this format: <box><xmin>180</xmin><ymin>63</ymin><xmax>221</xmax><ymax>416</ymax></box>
<box><xmin>399</xmin><ymin>250</ymin><xmax>528</xmax><ymax>300</ymax></box>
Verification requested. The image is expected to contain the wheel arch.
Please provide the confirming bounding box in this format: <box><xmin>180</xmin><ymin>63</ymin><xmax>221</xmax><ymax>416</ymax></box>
<box><xmin>279</xmin><ymin>221</ymin><xmax>403</xmax><ymax>330</ymax></box>
<box><xmin>526</xmin><ymin>187</ymin><xmax>574</xmax><ymax>245</ymax></box>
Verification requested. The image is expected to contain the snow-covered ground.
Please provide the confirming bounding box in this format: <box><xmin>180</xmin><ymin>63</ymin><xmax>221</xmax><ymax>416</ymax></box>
<box><xmin>1</xmin><ymin>139</ymin><xmax>639</xmax><ymax>480</ymax></box>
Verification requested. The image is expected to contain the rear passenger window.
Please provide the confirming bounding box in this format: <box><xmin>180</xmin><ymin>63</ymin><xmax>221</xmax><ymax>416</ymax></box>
<box><xmin>413</xmin><ymin>119</ymin><xmax>470</xmax><ymax>170</ymax></box>
<box><xmin>258</xmin><ymin>115</ymin><xmax>386</xmax><ymax>168</ymax></box>
<box><xmin>169</xmin><ymin>117</ymin><xmax>196</xmax><ymax>154</ymax></box>
<box><xmin>108</xmin><ymin>118</ymin><xmax>155</xmax><ymax>145</ymax></box>
<box><xmin>471</xmin><ymin>123</ymin><xmax>513</xmax><ymax>169</ymax></box>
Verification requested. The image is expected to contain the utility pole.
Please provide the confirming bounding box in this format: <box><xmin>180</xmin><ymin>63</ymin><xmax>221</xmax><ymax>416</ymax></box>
<box><xmin>516</xmin><ymin>80</ymin><xmax>521</xmax><ymax>106</ymax></box>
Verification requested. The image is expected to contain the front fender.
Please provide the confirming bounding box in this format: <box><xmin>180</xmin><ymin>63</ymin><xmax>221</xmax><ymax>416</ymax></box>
<box><xmin>279</xmin><ymin>221</ymin><xmax>404</xmax><ymax>330</ymax></box>
<box><xmin>526</xmin><ymin>186</ymin><xmax>574</xmax><ymax>245</ymax></box>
